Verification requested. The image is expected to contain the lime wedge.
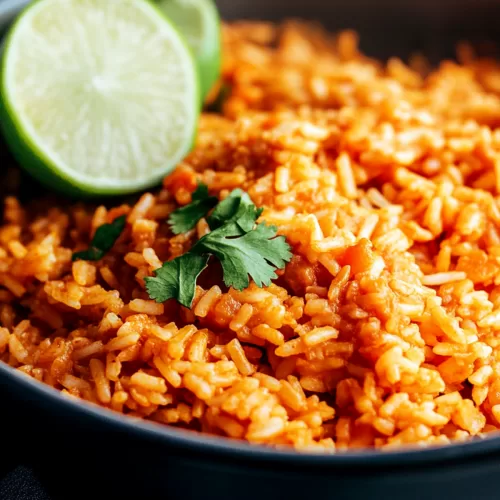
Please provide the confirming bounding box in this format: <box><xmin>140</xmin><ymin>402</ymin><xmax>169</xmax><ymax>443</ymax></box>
<box><xmin>157</xmin><ymin>0</ymin><xmax>221</xmax><ymax>101</ymax></box>
<box><xmin>0</xmin><ymin>0</ymin><xmax>200</xmax><ymax>197</ymax></box>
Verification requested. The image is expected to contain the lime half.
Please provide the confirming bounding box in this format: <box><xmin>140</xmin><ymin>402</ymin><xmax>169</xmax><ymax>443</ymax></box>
<box><xmin>0</xmin><ymin>0</ymin><xmax>200</xmax><ymax>196</ymax></box>
<box><xmin>157</xmin><ymin>0</ymin><xmax>221</xmax><ymax>101</ymax></box>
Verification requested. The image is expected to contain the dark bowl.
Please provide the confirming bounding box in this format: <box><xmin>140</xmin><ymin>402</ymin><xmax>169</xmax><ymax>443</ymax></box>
<box><xmin>1</xmin><ymin>1</ymin><xmax>500</xmax><ymax>499</ymax></box>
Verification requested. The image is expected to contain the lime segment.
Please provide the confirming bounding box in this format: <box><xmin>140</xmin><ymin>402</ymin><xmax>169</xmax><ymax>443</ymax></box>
<box><xmin>0</xmin><ymin>0</ymin><xmax>200</xmax><ymax>196</ymax></box>
<box><xmin>157</xmin><ymin>0</ymin><xmax>221</xmax><ymax>101</ymax></box>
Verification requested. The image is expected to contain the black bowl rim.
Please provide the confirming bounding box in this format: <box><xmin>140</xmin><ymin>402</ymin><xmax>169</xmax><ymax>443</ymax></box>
<box><xmin>2</xmin><ymin>0</ymin><xmax>500</xmax><ymax>470</ymax></box>
<box><xmin>2</xmin><ymin>361</ymin><xmax>500</xmax><ymax>468</ymax></box>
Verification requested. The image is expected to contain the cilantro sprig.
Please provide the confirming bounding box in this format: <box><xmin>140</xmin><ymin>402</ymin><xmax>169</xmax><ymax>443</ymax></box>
<box><xmin>143</xmin><ymin>254</ymin><xmax>209</xmax><ymax>305</ymax></box>
<box><xmin>206</xmin><ymin>188</ymin><xmax>263</xmax><ymax>233</ymax></box>
<box><xmin>168</xmin><ymin>183</ymin><xmax>218</xmax><ymax>235</ymax></box>
<box><xmin>73</xmin><ymin>215</ymin><xmax>126</xmax><ymax>262</ymax></box>
<box><xmin>192</xmin><ymin>222</ymin><xmax>291</xmax><ymax>291</ymax></box>
<box><xmin>145</xmin><ymin>185</ymin><xmax>292</xmax><ymax>308</ymax></box>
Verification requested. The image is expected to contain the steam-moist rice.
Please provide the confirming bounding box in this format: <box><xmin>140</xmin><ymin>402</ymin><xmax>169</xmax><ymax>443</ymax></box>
<box><xmin>3</xmin><ymin>21</ymin><xmax>500</xmax><ymax>451</ymax></box>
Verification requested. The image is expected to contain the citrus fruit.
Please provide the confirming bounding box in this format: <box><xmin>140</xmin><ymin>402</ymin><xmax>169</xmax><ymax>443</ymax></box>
<box><xmin>157</xmin><ymin>0</ymin><xmax>221</xmax><ymax>101</ymax></box>
<box><xmin>0</xmin><ymin>0</ymin><xmax>200</xmax><ymax>196</ymax></box>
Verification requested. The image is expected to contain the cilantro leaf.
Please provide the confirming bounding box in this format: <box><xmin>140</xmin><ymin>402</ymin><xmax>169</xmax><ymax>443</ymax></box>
<box><xmin>73</xmin><ymin>215</ymin><xmax>126</xmax><ymax>262</ymax></box>
<box><xmin>207</xmin><ymin>188</ymin><xmax>263</xmax><ymax>234</ymax></box>
<box><xmin>147</xmin><ymin>187</ymin><xmax>292</xmax><ymax>306</ymax></box>
<box><xmin>192</xmin><ymin>223</ymin><xmax>292</xmax><ymax>290</ymax></box>
<box><xmin>168</xmin><ymin>183</ymin><xmax>218</xmax><ymax>235</ymax></box>
<box><xmin>193</xmin><ymin>184</ymin><xmax>210</xmax><ymax>201</ymax></box>
<box><xmin>144</xmin><ymin>254</ymin><xmax>209</xmax><ymax>308</ymax></box>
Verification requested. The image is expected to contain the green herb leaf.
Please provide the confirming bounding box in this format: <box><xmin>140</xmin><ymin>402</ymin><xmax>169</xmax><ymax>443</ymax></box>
<box><xmin>168</xmin><ymin>183</ymin><xmax>218</xmax><ymax>235</ymax></box>
<box><xmin>192</xmin><ymin>222</ymin><xmax>292</xmax><ymax>291</ymax></box>
<box><xmin>73</xmin><ymin>215</ymin><xmax>126</xmax><ymax>262</ymax></box>
<box><xmin>206</xmin><ymin>188</ymin><xmax>263</xmax><ymax>234</ymax></box>
<box><xmin>144</xmin><ymin>253</ymin><xmax>209</xmax><ymax>308</ymax></box>
<box><xmin>146</xmin><ymin>187</ymin><xmax>292</xmax><ymax>306</ymax></box>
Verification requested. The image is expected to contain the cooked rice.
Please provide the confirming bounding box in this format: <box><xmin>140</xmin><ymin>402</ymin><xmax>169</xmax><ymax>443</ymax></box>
<box><xmin>2</xmin><ymin>21</ymin><xmax>500</xmax><ymax>451</ymax></box>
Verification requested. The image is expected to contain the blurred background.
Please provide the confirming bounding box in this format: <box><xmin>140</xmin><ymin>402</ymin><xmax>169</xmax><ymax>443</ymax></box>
<box><xmin>1</xmin><ymin>0</ymin><xmax>500</xmax><ymax>62</ymax></box>
<box><xmin>218</xmin><ymin>0</ymin><xmax>499</xmax><ymax>62</ymax></box>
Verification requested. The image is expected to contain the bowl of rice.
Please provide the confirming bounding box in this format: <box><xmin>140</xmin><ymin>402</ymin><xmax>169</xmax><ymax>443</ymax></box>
<box><xmin>3</xmin><ymin>0</ymin><xmax>500</xmax><ymax>498</ymax></box>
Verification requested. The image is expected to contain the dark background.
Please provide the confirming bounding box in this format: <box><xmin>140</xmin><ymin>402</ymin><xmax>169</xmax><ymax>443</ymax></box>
<box><xmin>218</xmin><ymin>0</ymin><xmax>500</xmax><ymax>62</ymax></box>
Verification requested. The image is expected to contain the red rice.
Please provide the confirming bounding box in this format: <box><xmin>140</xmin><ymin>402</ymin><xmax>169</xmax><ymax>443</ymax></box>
<box><xmin>1</xmin><ymin>21</ymin><xmax>500</xmax><ymax>451</ymax></box>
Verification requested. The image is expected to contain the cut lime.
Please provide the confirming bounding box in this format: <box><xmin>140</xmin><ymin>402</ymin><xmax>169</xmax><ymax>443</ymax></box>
<box><xmin>157</xmin><ymin>0</ymin><xmax>221</xmax><ymax>102</ymax></box>
<box><xmin>0</xmin><ymin>0</ymin><xmax>200</xmax><ymax>197</ymax></box>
